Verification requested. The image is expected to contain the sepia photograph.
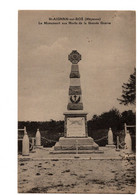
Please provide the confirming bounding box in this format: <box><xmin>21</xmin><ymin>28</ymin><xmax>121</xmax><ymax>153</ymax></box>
<box><xmin>18</xmin><ymin>10</ymin><xmax>136</xmax><ymax>193</ymax></box>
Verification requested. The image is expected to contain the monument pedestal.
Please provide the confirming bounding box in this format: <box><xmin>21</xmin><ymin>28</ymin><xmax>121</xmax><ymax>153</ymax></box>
<box><xmin>53</xmin><ymin>137</ymin><xmax>99</xmax><ymax>150</ymax></box>
<box><xmin>52</xmin><ymin>111</ymin><xmax>99</xmax><ymax>152</ymax></box>
<box><xmin>64</xmin><ymin>111</ymin><xmax>88</xmax><ymax>138</ymax></box>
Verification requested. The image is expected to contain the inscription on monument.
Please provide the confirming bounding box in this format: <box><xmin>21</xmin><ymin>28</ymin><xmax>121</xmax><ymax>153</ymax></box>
<box><xmin>67</xmin><ymin>117</ymin><xmax>85</xmax><ymax>137</ymax></box>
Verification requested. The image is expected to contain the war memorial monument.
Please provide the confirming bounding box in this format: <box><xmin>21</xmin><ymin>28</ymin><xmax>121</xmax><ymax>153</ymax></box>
<box><xmin>52</xmin><ymin>50</ymin><xmax>99</xmax><ymax>152</ymax></box>
<box><xmin>18</xmin><ymin>11</ymin><xmax>135</xmax><ymax>193</ymax></box>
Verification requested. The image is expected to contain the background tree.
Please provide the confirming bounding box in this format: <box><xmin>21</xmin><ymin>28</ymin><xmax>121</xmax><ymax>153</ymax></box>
<box><xmin>88</xmin><ymin>108</ymin><xmax>122</xmax><ymax>131</ymax></box>
<box><xmin>87</xmin><ymin>108</ymin><xmax>135</xmax><ymax>147</ymax></box>
<box><xmin>117</xmin><ymin>68</ymin><xmax>136</xmax><ymax>105</ymax></box>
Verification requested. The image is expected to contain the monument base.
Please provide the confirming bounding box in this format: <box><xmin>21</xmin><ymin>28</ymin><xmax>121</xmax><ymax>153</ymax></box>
<box><xmin>50</xmin><ymin>111</ymin><xmax>99</xmax><ymax>154</ymax></box>
<box><xmin>52</xmin><ymin>137</ymin><xmax>99</xmax><ymax>151</ymax></box>
<box><xmin>49</xmin><ymin>149</ymin><xmax>103</xmax><ymax>154</ymax></box>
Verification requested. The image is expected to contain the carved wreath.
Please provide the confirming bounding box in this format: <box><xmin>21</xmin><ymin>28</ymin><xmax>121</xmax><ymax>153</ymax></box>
<box><xmin>70</xmin><ymin>95</ymin><xmax>80</xmax><ymax>104</ymax></box>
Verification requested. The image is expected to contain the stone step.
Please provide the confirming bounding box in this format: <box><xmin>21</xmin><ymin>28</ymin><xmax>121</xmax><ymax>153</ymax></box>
<box><xmin>54</xmin><ymin>144</ymin><xmax>99</xmax><ymax>150</ymax></box>
<box><xmin>58</xmin><ymin>137</ymin><xmax>95</xmax><ymax>145</ymax></box>
<box><xmin>49</xmin><ymin>150</ymin><xmax>104</xmax><ymax>154</ymax></box>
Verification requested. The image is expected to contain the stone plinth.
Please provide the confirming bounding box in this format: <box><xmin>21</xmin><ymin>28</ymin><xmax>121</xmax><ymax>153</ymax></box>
<box><xmin>64</xmin><ymin>111</ymin><xmax>88</xmax><ymax>138</ymax></box>
<box><xmin>53</xmin><ymin>137</ymin><xmax>99</xmax><ymax>150</ymax></box>
<box><xmin>51</xmin><ymin>111</ymin><xmax>99</xmax><ymax>152</ymax></box>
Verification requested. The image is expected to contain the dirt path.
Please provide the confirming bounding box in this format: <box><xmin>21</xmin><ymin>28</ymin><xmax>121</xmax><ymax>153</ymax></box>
<box><xmin>18</xmin><ymin>158</ymin><xmax>135</xmax><ymax>193</ymax></box>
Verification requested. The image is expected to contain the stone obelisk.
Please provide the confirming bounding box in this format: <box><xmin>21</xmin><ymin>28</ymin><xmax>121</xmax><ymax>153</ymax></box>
<box><xmin>52</xmin><ymin>50</ymin><xmax>99</xmax><ymax>152</ymax></box>
<box><xmin>67</xmin><ymin>50</ymin><xmax>83</xmax><ymax>110</ymax></box>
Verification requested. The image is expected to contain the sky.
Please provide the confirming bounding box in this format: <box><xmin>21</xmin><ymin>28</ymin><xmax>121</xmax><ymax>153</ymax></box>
<box><xmin>18</xmin><ymin>11</ymin><xmax>136</xmax><ymax>121</ymax></box>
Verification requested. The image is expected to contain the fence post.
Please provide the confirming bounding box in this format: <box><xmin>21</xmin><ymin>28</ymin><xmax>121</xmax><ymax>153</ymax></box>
<box><xmin>74</xmin><ymin>140</ymin><xmax>79</xmax><ymax>158</ymax></box>
<box><xmin>22</xmin><ymin>130</ymin><xmax>29</xmax><ymax>156</ymax></box>
<box><xmin>125</xmin><ymin>131</ymin><xmax>132</xmax><ymax>153</ymax></box>
<box><xmin>36</xmin><ymin>129</ymin><xmax>41</xmax><ymax>146</ymax></box>
<box><xmin>32</xmin><ymin>137</ymin><xmax>35</xmax><ymax>149</ymax></box>
<box><xmin>116</xmin><ymin>136</ymin><xmax>120</xmax><ymax>151</ymax></box>
<box><xmin>106</xmin><ymin>128</ymin><xmax>115</xmax><ymax>149</ymax></box>
<box><xmin>108</xmin><ymin>128</ymin><xmax>113</xmax><ymax>145</ymax></box>
<box><xmin>124</xmin><ymin>123</ymin><xmax>127</xmax><ymax>135</ymax></box>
